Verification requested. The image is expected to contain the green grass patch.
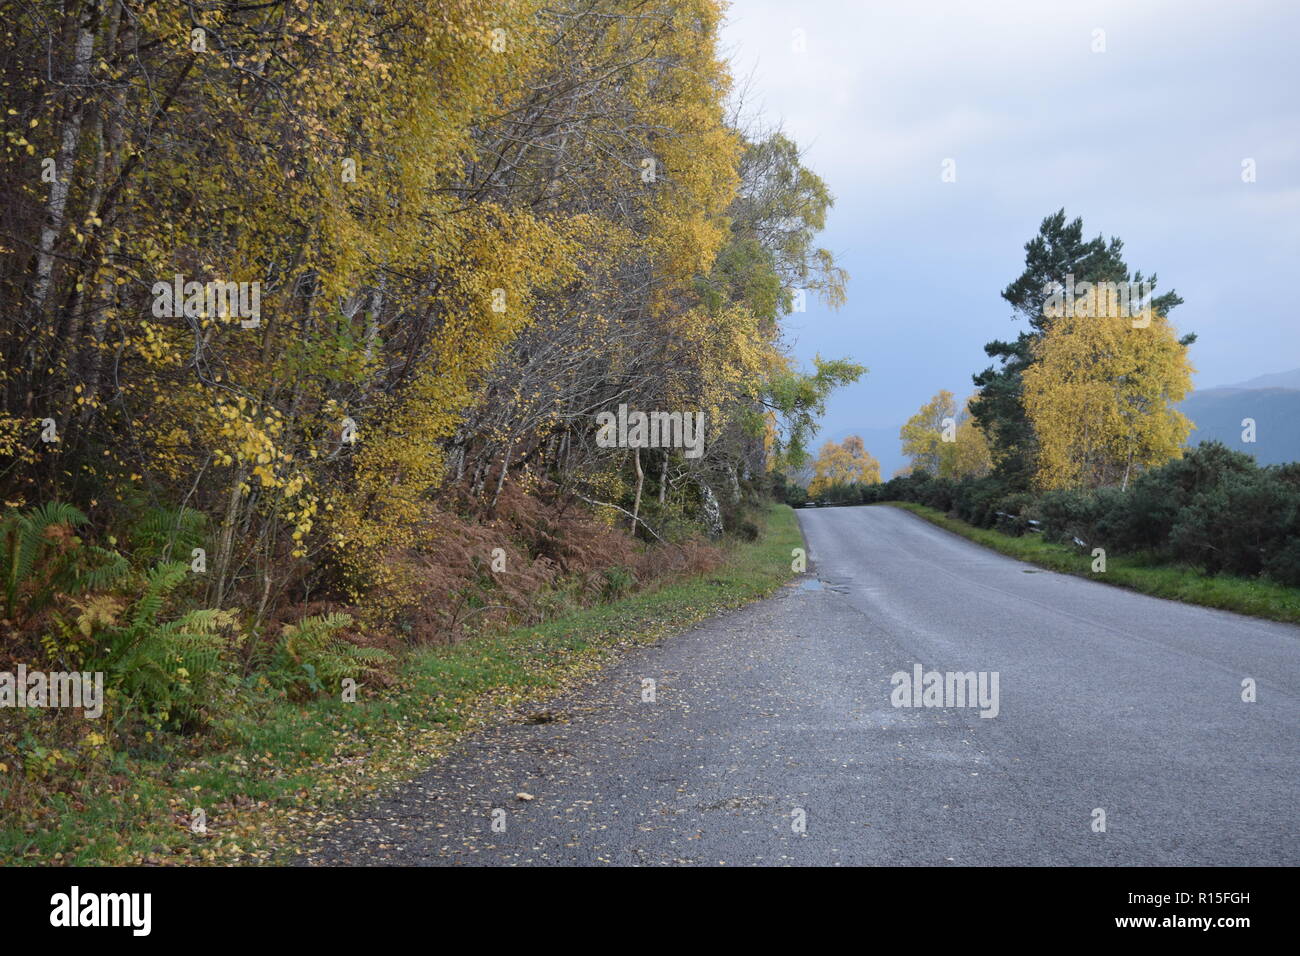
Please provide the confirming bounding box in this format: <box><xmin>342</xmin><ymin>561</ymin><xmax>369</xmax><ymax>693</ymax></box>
<box><xmin>882</xmin><ymin>501</ymin><xmax>1300</xmax><ymax>625</ymax></box>
<box><xmin>1</xmin><ymin>503</ymin><xmax>803</xmax><ymax>865</ymax></box>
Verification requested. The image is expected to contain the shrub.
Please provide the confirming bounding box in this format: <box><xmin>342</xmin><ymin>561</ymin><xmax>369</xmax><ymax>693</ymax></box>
<box><xmin>1034</xmin><ymin>489</ymin><xmax>1097</xmax><ymax>543</ymax></box>
<box><xmin>270</xmin><ymin>612</ymin><xmax>393</xmax><ymax>700</ymax></box>
<box><xmin>1170</xmin><ymin>470</ymin><xmax>1298</xmax><ymax>577</ymax></box>
<box><xmin>770</xmin><ymin>471</ymin><xmax>808</xmax><ymax>508</ymax></box>
<box><xmin>1264</xmin><ymin>537</ymin><xmax>1300</xmax><ymax>586</ymax></box>
<box><xmin>992</xmin><ymin>491</ymin><xmax>1036</xmax><ymax>536</ymax></box>
<box><xmin>919</xmin><ymin>476</ymin><xmax>957</xmax><ymax>512</ymax></box>
<box><xmin>953</xmin><ymin>476</ymin><xmax>1007</xmax><ymax>528</ymax></box>
<box><xmin>601</xmin><ymin>565</ymin><xmax>637</xmax><ymax>599</ymax></box>
<box><xmin>1</xmin><ymin>502</ymin><xmax>127</xmax><ymax>627</ymax></box>
<box><xmin>127</xmin><ymin>505</ymin><xmax>207</xmax><ymax>565</ymax></box>
<box><xmin>54</xmin><ymin>562</ymin><xmax>238</xmax><ymax>729</ymax></box>
<box><xmin>1109</xmin><ymin>443</ymin><xmax>1259</xmax><ymax>552</ymax></box>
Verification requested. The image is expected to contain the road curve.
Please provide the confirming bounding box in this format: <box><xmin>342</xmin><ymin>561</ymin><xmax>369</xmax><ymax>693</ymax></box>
<box><xmin>299</xmin><ymin>504</ymin><xmax>1299</xmax><ymax>865</ymax></box>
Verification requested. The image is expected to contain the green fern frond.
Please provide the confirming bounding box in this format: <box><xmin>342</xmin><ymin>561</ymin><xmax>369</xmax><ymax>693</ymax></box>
<box><xmin>2</xmin><ymin>501</ymin><xmax>91</xmax><ymax>619</ymax></box>
<box><xmin>129</xmin><ymin>562</ymin><xmax>188</xmax><ymax>630</ymax></box>
<box><xmin>128</xmin><ymin>505</ymin><xmax>207</xmax><ymax>561</ymax></box>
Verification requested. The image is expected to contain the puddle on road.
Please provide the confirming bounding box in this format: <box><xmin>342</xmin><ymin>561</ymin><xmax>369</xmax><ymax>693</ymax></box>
<box><xmin>799</xmin><ymin>578</ymin><xmax>848</xmax><ymax>593</ymax></box>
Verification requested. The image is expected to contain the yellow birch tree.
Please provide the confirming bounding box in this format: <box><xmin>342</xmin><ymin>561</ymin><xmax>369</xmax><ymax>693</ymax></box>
<box><xmin>1022</xmin><ymin>311</ymin><xmax>1193</xmax><ymax>489</ymax></box>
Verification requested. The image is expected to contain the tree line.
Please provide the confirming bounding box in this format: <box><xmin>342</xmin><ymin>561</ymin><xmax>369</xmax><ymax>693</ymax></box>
<box><xmin>1</xmin><ymin>1</ymin><xmax>861</xmax><ymax>721</ymax></box>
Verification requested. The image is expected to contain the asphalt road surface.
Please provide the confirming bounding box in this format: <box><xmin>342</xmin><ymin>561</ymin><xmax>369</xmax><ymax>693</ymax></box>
<box><xmin>299</xmin><ymin>505</ymin><xmax>1299</xmax><ymax>865</ymax></box>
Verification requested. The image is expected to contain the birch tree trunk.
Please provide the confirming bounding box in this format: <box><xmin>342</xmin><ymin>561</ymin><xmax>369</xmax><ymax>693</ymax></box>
<box><xmin>31</xmin><ymin>0</ymin><xmax>99</xmax><ymax>323</ymax></box>
<box><xmin>631</xmin><ymin>446</ymin><xmax>644</xmax><ymax>533</ymax></box>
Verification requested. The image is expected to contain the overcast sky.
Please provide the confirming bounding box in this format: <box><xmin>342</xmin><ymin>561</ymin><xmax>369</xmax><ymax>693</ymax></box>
<box><xmin>720</xmin><ymin>0</ymin><xmax>1300</xmax><ymax>476</ymax></box>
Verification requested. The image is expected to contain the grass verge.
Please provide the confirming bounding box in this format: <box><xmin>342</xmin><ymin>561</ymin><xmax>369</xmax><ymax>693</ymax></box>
<box><xmin>1</xmin><ymin>503</ymin><xmax>802</xmax><ymax>865</ymax></box>
<box><xmin>882</xmin><ymin>501</ymin><xmax>1300</xmax><ymax>625</ymax></box>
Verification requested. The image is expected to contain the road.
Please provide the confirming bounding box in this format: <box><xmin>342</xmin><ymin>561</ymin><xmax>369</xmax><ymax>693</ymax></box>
<box><xmin>298</xmin><ymin>504</ymin><xmax>1299</xmax><ymax>865</ymax></box>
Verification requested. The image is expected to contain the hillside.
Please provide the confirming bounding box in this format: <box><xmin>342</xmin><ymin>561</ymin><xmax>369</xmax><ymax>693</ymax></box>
<box><xmin>1179</xmin><ymin>371</ymin><xmax>1300</xmax><ymax>465</ymax></box>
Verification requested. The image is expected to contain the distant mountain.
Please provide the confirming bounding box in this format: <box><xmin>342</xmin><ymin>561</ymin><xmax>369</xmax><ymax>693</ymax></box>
<box><xmin>1216</xmin><ymin>368</ymin><xmax>1300</xmax><ymax>391</ymax></box>
<box><xmin>1178</xmin><ymin>369</ymin><xmax>1300</xmax><ymax>465</ymax></box>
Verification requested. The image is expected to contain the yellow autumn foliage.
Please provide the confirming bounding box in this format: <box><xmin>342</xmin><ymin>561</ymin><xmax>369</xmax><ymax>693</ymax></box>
<box><xmin>1023</xmin><ymin>311</ymin><xmax>1194</xmax><ymax>489</ymax></box>
<box><xmin>808</xmin><ymin>436</ymin><xmax>881</xmax><ymax>495</ymax></box>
